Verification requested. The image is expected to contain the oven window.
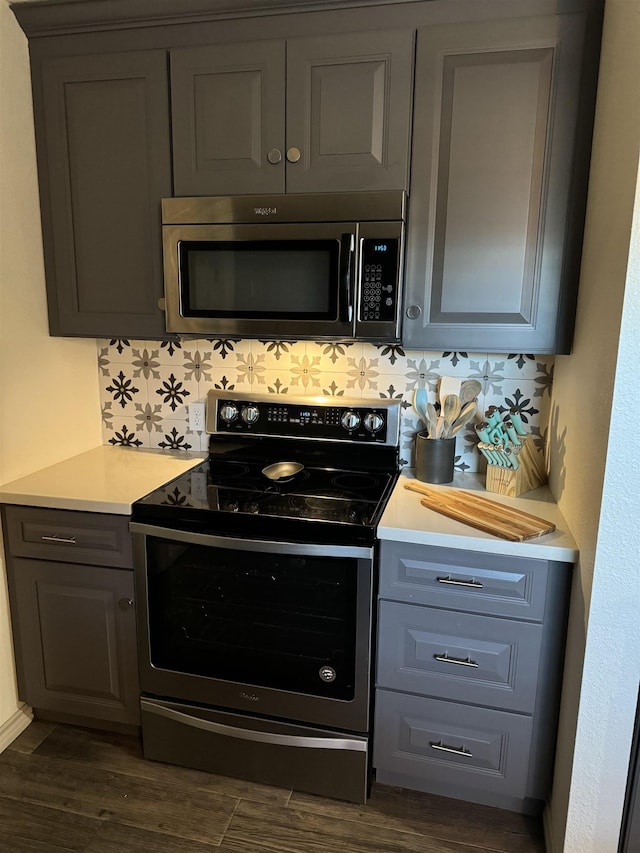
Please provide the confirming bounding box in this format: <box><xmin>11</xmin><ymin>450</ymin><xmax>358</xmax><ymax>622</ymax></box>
<box><xmin>145</xmin><ymin>538</ymin><xmax>359</xmax><ymax>700</ymax></box>
<box><xmin>179</xmin><ymin>240</ymin><xmax>338</xmax><ymax>319</ymax></box>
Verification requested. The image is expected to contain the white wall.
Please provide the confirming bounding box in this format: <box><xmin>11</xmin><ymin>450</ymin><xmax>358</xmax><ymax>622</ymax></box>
<box><xmin>546</xmin><ymin>0</ymin><xmax>640</xmax><ymax>849</ymax></box>
<box><xmin>0</xmin><ymin>0</ymin><xmax>101</xmax><ymax>732</ymax></box>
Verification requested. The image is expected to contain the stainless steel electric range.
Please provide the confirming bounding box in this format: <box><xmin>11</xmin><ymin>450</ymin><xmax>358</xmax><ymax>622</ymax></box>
<box><xmin>130</xmin><ymin>390</ymin><xmax>401</xmax><ymax>803</ymax></box>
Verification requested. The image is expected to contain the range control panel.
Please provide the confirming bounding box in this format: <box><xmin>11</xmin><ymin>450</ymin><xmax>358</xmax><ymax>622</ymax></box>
<box><xmin>206</xmin><ymin>391</ymin><xmax>401</xmax><ymax>446</ymax></box>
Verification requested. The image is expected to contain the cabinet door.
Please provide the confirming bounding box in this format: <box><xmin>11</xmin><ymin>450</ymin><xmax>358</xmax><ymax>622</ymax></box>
<box><xmin>39</xmin><ymin>50</ymin><xmax>171</xmax><ymax>338</ymax></box>
<box><xmin>286</xmin><ymin>30</ymin><xmax>414</xmax><ymax>193</ymax></box>
<box><xmin>10</xmin><ymin>559</ymin><xmax>140</xmax><ymax>725</ymax></box>
<box><xmin>171</xmin><ymin>41</ymin><xmax>286</xmax><ymax>196</ymax></box>
<box><xmin>403</xmin><ymin>15</ymin><xmax>586</xmax><ymax>353</ymax></box>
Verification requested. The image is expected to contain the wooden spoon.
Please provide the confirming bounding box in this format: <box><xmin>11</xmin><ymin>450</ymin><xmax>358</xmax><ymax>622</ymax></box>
<box><xmin>426</xmin><ymin>402</ymin><xmax>438</xmax><ymax>438</ymax></box>
<box><xmin>449</xmin><ymin>401</ymin><xmax>478</xmax><ymax>436</ymax></box>
<box><xmin>441</xmin><ymin>394</ymin><xmax>462</xmax><ymax>437</ymax></box>
<box><xmin>460</xmin><ymin>379</ymin><xmax>482</xmax><ymax>404</ymax></box>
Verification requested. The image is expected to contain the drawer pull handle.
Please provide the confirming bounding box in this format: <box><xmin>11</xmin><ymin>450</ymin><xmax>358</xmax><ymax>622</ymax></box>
<box><xmin>40</xmin><ymin>534</ymin><xmax>77</xmax><ymax>545</ymax></box>
<box><xmin>434</xmin><ymin>653</ymin><xmax>479</xmax><ymax>668</ymax></box>
<box><xmin>430</xmin><ymin>740</ymin><xmax>473</xmax><ymax>757</ymax></box>
<box><xmin>436</xmin><ymin>575</ymin><xmax>483</xmax><ymax>589</ymax></box>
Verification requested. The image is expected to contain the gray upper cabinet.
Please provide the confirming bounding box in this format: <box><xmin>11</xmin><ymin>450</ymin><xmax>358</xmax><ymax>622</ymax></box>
<box><xmin>171</xmin><ymin>30</ymin><xmax>414</xmax><ymax>196</ymax></box>
<box><xmin>171</xmin><ymin>40</ymin><xmax>286</xmax><ymax>196</ymax></box>
<box><xmin>403</xmin><ymin>15</ymin><xmax>588</xmax><ymax>353</ymax></box>
<box><xmin>36</xmin><ymin>50</ymin><xmax>172</xmax><ymax>338</ymax></box>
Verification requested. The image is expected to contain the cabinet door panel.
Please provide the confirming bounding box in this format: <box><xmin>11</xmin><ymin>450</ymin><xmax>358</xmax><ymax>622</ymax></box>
<box><xmin>379</xmin><ymin>540</ymin><xmax>549</xmax><ymax>621</ymax></box>
<box><xmin>286</xmin><ymin>30</ymin><xmax>414</xmax><ymax>193</ymax></box>
<box><xmin>11</xmin><ymin>559</ymin><xmax>140</xmax><ymax>725</ymax></box>
<box><xmin>4</xmin><ymin>505</ymin><xmax>133</xmax><ymax>568</ymax></box>
<box><xmin>40</xmin><ymin>51</ymin><xmax>171</xmax><ymax>337</ymax></box>
<box><xmin>377</xmin><ymin>601</ymin><xmax>543</xmax><ymax>713</ymax></box>
<box><xmin>171</xmin><ymin>41</ymin><xmax>285</xmax><ymax>196</ymax></box>
<box><xmin>403</xmin><ymin>15</ymin><xmax>585</xmax><ymax>352</ymax></box>
<box><xmin>374</xmin><ymin>689</ymin><xmax>533</xmax><ymax>800</ymax></box>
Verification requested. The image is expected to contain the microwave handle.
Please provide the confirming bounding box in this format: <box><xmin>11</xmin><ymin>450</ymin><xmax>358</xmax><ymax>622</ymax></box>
<box><xmin>340</xmin><ymin>233</ymin><xmax>356</xmax><ymax>323</ymax></box>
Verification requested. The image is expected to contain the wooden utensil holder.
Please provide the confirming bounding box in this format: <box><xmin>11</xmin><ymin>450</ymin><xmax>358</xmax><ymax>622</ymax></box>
<box><xmin>485</xmin><ymin>435</ymin><xmax>547</xmax><ymax>497</ymax></box>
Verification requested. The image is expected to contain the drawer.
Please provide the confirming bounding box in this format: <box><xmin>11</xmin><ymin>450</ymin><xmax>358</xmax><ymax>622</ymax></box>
<box><xmin>2</xmin><ymin>506</ymin><xmax>133</xmax><ymax>569</ymax></box>
<box><xmin>377</xmin><ymin>601</ymin><xmax>542</xmax><ymax>713</ymax></box>
<box><xmin>373</xmin><ymin>689</ymin><xmax>533</xmax><ymax>800</ymax></box>
<box><xmin>379</xmin><ymin>541</ymin><xmax>549</xmax><ymax>621</ymax></box>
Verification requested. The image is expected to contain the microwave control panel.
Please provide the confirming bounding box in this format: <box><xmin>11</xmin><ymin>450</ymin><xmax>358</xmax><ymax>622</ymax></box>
<box><xmin>359</xmin><ymin>238</ymin><xmax>399</xmax><ymax>323</ymax></box>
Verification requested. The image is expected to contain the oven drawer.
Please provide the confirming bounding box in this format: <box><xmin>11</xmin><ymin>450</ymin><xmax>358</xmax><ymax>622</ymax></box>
<box><xmin>3</xmin><ymin>506</ymin><xmax>133</xmax><ymax>568</ymax></box>
<box><xmin>379</xmin><ymin>541</ymin><xmax>548</xmax><ymax>620</ymax></box>
<box><xmin>141</xmin><ymin>697</ymin><xmax>370</xmax><ymax>804</ymax></box>
<box><xmin>373</xmin><ymin>689</ymin><xmax>533</xmax><ymax>800</ymax></box>
<box><xmin>377</xmin><ymin>601</ymin><xmax>543</xmax><ymax>713</ymax></box>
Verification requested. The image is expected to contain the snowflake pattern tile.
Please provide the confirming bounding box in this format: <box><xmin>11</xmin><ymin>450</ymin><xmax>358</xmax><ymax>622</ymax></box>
<box><xmin>257</xmin><ymin>339</ymin><xmax>306</xmax><ymax>371</ymax></box>
<box><xmin>501</xmin><ymin>353</ymin><xmax>555</xmax><ymax>379</ymax></box>
<box><xmin>102</xmin><ymin>367</ymin><xmax>146</xmax><ymax>415</ymax></box>
<box><xmin>152</xmin><ymin>365</ymin><xmax>198</xmax><ymax>420</ymax></box>
<box><xmin>96</xmin><ymin>340</ymin><xmax>555</xmax><ymax>471</ymax></box>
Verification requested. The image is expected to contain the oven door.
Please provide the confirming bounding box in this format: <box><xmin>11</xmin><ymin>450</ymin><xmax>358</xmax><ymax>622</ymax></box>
<box><xmin>131</xmin><ymin>524</ymin><xmax>374</xmax><ymax>733</ymax></box>
<box><xmin>162</xmin><ymin>222</ymin><xmax>356</xmax><ymax>339</ymax></box>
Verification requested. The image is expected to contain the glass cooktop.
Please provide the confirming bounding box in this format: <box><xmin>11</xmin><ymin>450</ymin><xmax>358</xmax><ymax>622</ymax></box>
<box><xmin>132</xmin><ymin>448</ymin><xmax>398</xmax><ymax>544</ymax></box>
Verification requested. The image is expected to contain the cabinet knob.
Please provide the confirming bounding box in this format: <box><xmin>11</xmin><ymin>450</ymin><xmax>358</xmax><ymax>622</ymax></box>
<box><xmin>118</xmin><ymin>597</ymin><xmax>134</xmax><ymax>610</ymax></box>
<box><xmin>286</xmin><ymin>146</ymin><xmax>302</xmax><ymax>163</ymax></box>
<box><xmin>157</xmin><ymin>297</ymin><xmax>166</xmax><ymax>312</ymax></box>
<box><xmin>406</xmin><ymin>304</ymin><xmax>422</xmax><ymax>319</ymax></box>
<box><xmin>267</xmin><ymin>148</ymin><xmax>282</xmax><ymax>165</ymax></box>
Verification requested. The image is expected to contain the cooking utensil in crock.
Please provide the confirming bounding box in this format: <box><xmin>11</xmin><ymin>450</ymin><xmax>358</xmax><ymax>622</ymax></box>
<box><xmin>413</xmin><ymin>387</ymin><xmax>428</xmax><ymax>427</ymax></box>
<box><xmin>262</xmin><ymin>461</ymin><xmax>304</xmax><ymax>482</ymax></box>
<box><xmin>447</xmin><ymin>400</ymin><xmax>478</xmax><ymax>437</ymax></box>
<box><xmin>460</xmin><ymin>379</ymin><xmax>482</xmax><ymax>403</ymax></box>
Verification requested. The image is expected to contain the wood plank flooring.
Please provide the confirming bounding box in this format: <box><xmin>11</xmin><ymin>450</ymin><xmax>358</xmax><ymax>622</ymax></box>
<box><xmin>0</xmin><ymin>722</ymin><xmax>545</xmax><ymax>852</ymax></box>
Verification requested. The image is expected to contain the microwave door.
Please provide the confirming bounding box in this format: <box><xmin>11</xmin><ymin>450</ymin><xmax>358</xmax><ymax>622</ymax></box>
<box><xmin>163</xmin><ymin>222</ymin><xmax>357</xmax><ymax>339</ymax></box>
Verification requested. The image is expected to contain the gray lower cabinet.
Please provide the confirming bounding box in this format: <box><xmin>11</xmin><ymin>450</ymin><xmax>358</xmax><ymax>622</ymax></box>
<box><xmin>170</xmin><ymin>29</ymin><xmax>414</xmax><ymax>196</ymax></box>
<box><xmin>34</xmin><ymin>49</ymin><xmax>172</xmax><ymax>338</ymax></box>
<box><xmin>374</xmin><ymin>540</ymin><xmax>572</xmax><ymax>813</ymax></box>
<box><xmin>402</xmin><ymin>13</ymin><xmax>594</xmax><ymax>353</ymax></box>
<box><xmin>2</xmin><ymin>506</ymin><xmax>140</xmax><ymax>727</ymax></box>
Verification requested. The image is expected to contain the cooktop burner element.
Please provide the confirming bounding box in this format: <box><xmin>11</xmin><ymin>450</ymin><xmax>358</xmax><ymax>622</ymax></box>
<box><xmin>133</xmin><ymin>391</ymin><xmax>402</xmax><ymax>545</ymax></box>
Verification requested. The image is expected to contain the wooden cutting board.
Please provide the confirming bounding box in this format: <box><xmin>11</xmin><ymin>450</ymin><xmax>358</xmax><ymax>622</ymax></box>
<box><xmin>404</xmin><ymin>481</ymin><xmax>556</xmax><ymax>542</ymax></box>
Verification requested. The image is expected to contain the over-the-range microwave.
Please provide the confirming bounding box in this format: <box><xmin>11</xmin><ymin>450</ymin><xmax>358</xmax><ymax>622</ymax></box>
<box><xmin>161</xmin><ymin>191</ymin><xmax>406</xmax><ymax>342</ymax></box>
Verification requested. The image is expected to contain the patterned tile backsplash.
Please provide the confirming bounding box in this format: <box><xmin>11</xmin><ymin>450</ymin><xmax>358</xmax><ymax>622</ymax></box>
<box><xmin>98</xmin><ymin>338</ymin><xmax>553</xmax><ymax>472</ymax></box>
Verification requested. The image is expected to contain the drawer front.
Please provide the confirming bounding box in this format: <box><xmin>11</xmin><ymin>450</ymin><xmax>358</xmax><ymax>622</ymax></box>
<box><xmin>3</xmin><ymin>506</ymin><xmax>133</xmax><ymax>569</ymax></box>
<box><xmin>379</xmin><ymin>541</ymin><xmax>548</xmax><ymax>620</ymax></box>
<box><xmin>373</xmin><ymin>689</ymin><xmax>533</xmax><ymax>799</ymax></box>
<box><xmin>377</xmin><ymin>601</ymin><xmax>542</xmax><ymax>713</ymax></box>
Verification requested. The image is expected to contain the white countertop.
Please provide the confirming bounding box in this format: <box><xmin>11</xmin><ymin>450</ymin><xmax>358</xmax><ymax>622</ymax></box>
<box><xmin>379</xmin><ymin>471</ymin><xmax>578</xmax><ymax>562</ymax></box>
<box><xmin>0</xmin><ymin>447</ymin><xmax>205</xmax><ymax>515</ymax></box>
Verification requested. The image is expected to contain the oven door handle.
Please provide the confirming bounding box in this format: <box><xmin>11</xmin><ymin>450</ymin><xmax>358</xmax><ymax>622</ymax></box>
<box><xmin>141</xmin><ymin>699</ymin><xmax>367</xmax><ymax>752</ymax></box>
<box><xmin>129</xmin><ymin>522</ymin><xmax>373</xmax><ymax>560</ymax></box>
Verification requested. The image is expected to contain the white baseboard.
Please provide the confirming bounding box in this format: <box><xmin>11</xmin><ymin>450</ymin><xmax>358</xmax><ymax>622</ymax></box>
<box><xmin>0</xmin><ymin>704</ymin><xmax>33</xmax><ymax>753</ymax></box>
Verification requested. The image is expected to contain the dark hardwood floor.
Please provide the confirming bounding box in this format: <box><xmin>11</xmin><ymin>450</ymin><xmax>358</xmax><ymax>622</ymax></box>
<box><xmin>0</xmin><ymin>722</ymin><xmax>545</xmax><ymax>852</ymax></box>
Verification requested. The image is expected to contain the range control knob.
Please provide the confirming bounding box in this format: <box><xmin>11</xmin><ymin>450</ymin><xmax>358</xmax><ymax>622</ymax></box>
<box><xmin>241</xmin><ymin>405</ymin><xmax>260</xmax><ymax>424</ymax></box>
<box><xmin>341</xmin><ymin>411</ymin><xmax>361</xmax><ymax>431</ymax></box>
<box><xmin>364</xmin><ymin>412</ymin><xmax>384</xmax><ymax>433</ymax></box>
<box><xmin>220</xmin><ymin>403</ymin><xmax>238</xmax><ymax>423</ymax></box>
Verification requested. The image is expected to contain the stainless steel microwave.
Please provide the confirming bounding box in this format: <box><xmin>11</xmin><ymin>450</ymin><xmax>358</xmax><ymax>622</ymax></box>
<box><xmin>161</xmin><ymin>191</ymin><xmax>406</xmax><ymax>342</ymax></box>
